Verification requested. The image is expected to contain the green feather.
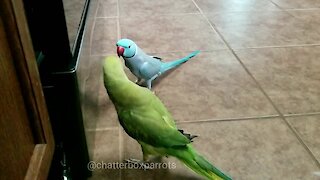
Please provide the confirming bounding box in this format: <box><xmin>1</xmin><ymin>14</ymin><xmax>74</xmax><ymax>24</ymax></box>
<box><xmin>103</xmin><ymin>56</ymin><xmax>232</xmax><ymax>180</ymax></box>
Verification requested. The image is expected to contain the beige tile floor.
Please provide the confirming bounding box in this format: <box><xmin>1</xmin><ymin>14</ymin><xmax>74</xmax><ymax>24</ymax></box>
<box><xmin>77</xmin><ymin>0</ymin><xmax>320</xmax><ymax>179</ymax></box>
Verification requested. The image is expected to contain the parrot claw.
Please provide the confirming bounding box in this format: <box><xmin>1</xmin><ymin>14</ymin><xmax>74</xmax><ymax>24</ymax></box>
<box><xmin>125</xmin><ymin>158</ymin><xmax>153</xmax><ymax>170</ymax></box>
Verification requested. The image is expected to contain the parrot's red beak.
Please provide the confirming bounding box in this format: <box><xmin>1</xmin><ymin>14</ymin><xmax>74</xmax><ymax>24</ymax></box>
<box><xmin>117</xmin><ymin>46</ymin><xmax>124</xmax><ymax>57</ymax></box>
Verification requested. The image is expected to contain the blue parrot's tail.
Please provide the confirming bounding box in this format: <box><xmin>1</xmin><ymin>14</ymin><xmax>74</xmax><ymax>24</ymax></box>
<box><xmin>160</xmin><ymin>50</ymin><xmax>200</xmax><ymax>74</ymax></box>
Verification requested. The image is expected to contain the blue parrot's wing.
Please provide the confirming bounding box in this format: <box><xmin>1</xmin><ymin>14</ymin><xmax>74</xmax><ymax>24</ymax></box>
<box><xmin>139</xmin><ymin>61</ymin><xmax>161</xmax><ymax>80</ymax></box>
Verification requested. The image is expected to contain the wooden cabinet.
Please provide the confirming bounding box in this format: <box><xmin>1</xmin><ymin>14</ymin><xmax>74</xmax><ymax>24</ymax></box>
<box><xmin>0</xmin><ymin>0</ymin><xmax>54</xmax><ymax>179</ymax></box>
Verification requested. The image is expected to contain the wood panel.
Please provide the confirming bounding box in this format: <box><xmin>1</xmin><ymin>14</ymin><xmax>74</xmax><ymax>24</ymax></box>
<box><xmin>0</xmin><ymin>15</ymin><xmax>35</xmax><ymax>180</ymax></box>
<box><xmin>0</xmin><ymin>0</ymin><xmax>54</xmax><ymax>179</ymax></box>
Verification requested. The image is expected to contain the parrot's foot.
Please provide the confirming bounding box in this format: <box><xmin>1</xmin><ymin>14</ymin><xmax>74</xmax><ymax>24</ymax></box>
<box><xmin>125</xmin><ymin>158</ymin><xmax>153</xmax><ymax>170</ymax></box>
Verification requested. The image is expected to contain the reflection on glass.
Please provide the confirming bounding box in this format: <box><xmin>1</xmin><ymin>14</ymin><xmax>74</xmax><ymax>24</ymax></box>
<box><xmin>63</xmin><ymin>0</ymin><xmax>86</xmax><ymax>51</ymax></box>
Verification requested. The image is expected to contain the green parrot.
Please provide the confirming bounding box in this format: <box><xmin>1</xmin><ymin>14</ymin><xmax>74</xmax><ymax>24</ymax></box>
<box><xmin>102</xmin><ymin>56</ymin><xmax>232</xmax><ymax>180</ymax></box>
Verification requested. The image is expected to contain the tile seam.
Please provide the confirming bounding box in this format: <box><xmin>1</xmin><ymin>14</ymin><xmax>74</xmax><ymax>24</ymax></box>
<box><xmin>116</xmin><ymin>1</ymin><xmax>124</xmax><ymax>180</ymax></box>
<box><xmin>86</xmin><ymin>127</ymin><xmax>119</xmax><ymax>132</ymax></box>
<box><xmin>177</xmin><ymin>115</ymin><xmax>280</xmax><ymax>124</ymax></box>
<box><xmin>192</xmin><ymin>0</ymin><xmax>320</xmax><ymax>168</ymax></box>
<box><xmin>89</xmin><ymin>0</ymin><xmax>100</xmax><ymax>56</ymax></box>
<box><xmin>284</xmin><ymin>112</ymin><xmax>320</xmax><ymax>117</ymax></box>
<box><xmin>233</xmin><ymin>43</ymin><xmax>320</xmax><ymax>50</ymax></box>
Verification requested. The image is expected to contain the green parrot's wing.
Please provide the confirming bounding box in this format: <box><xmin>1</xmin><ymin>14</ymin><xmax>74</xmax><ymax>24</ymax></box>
<box><xmin>151</xmin><ymin>97</ymin><xmax>176</xmax><ymax>128</ymax></box>
<box><xmin>118</xmin><ymin>98</ymin><xmax>191</xmax><ymax>148</ymax></box>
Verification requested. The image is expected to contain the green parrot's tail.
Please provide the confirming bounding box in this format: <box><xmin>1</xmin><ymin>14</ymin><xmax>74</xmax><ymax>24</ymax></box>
<box><xmin>173</xmin><ymin>145</ymin><xmax>232</xmax><ymax>180</ymax></box>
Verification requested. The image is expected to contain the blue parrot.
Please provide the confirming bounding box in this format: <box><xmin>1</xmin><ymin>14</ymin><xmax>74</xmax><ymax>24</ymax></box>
<box><xmin>116</xmin><ymin>39</ymin><xmax>200</xmax><ymax>89</ymax></box>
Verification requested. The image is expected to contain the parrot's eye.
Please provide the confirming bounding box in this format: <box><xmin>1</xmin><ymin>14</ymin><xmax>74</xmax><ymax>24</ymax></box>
<box><xmin>128</xmin><ymin>45</ymin><xmax>131</xmax><ymax>48</ymax></box>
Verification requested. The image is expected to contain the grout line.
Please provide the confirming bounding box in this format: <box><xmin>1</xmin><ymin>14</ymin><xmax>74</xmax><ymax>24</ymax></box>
<box><xmin>116</xmin><ymin>1</ymin><xmax>123</xmax><ymax>180</ymax></box>
<box><xmin>191</xmin><ymin>0</ymin><xmax>229</xmax><ymax>50</ymax></box>
<box><xmin>192</xmin><ymin>0</ymin><xmax>320</xmax><ymax>168</ymax></box>
<box><xmin>86</xmin><ymin>127</ymin><xmax>119</xmax><ymax>132</ymax></box>
<box><xmin>116</xmin><ymin>0</ymin><xmax>120</xmax><ymax>17</ymax></box>
<box><xmin>89</xmin><ymin>0</ymin><xmax>100</xmax><ymax>56</ymax></box>
<box><xmin>118</xmin><ymin>12</ymin><xmax>202</xmax><ymax>17</ymax></box>
<box><xmin>116</xmin><ymin>0</ymin><xmax>120</xmax><ymax>18</ymax></box>
<box><xmin>94</xmin><ymin>6</ymin><xmax>320</xmax><ymax>19</ymax></box>
<box><xmin>82</xmin><ymin>0</ymin><xmax>101</xmax><ymax>104</ymax></box>
<box><xmin>117</xmin><ymin>17</ymin><xmax>121</xmax><ymax>40</ymax></box>
<box><xmin>118</xmin><ymin>126</ymin><xmax>124</xmax><ymax>179</ymax></box>
<box><xmin>227</xmin><ymin>27</ymin><xmax>320</xmax><ymax>170</ymax></box>
<box><xmin>234</xmin><ymin>47</ymin><xmax>320</xmax><ymax>168</ymax></box>
<box><xmin>95</xmin><ymin>16</ymin><xmax>119</xmax><ymax>19</ymax></box>
<box><xmin>283</xmin><ymin>112</ymin><xmax>320</xmax><ymax>118</ymax></box>
<box><xmin>116</xmin><ymin>0</ymin><xmax>121</xmax><ymax>40</ymax></box>
<box><xmin>89</xmin><ymin>49</ymin><xmax>226</xmax><ymax>57</ymax></box>
<box><xmin>204</xmin><ymin>9</ymin><xmax>288</xmax><ymax>14</ymax></box>
<box><xmin>268</xmin><ymin>4</ymin><xmax>320</xmax><ymax>11</ymax></box>
<box><xmin>89</xmin><ymin>41</ymin><xmax>320</xmax><ymax>57</ymax></box>
<box><xmin>287</xmin><ymin>8</ymin><xmax>320</xmax><ymax>11</ymax></box>
<box><xmin>268</xmin><ymin>0</ymin><xmax>286</xmax><ymax>11</ymax></box>
<box><xmin>90</xmin><ymin>53</ymin><xmax>117</xmax><ymax>57</ymax></box>
<box><xmin>177</xmin><ymin>115</ymin><xmax>280</xmax><ymax>124</ymax></box>
<box><xmin>153</xmin><ymin>12</ymin><xmax>202</xmax><ymax>16</ymax></box>
<box><xmin>233</xmin><ymin>43</ymin><xmax>320</xmax><ymax>50</ymax></box>
<box><xmin>284</xmin><ymin>8</ymin><xmax>320</xmax><ymax>18</ymax></box>
<box><xmin>225</xmin><ymin>24</ymin><xmax>320</xmax><ymax>170</ymax></box>
<box><xmin>118</xmin><ymin>128</ymin><xmax>123</xmax><ymax>164</ymax></box>
<box><xmin>116</xmin><ymin>10</ymin><xmax>313</xmax><ymax>18</ymax></box>
<box><xmin>269</xmin><ymin>0</ymin><xmax>320</xmax><ymax>12</ymax></box>
<box><xmin>144</xmin><ymin>49</ymin><xmax>227</xmax><ymax>55</ymax></box>
<box><xmin>163</xmin><ymin>49</ymin><xmax>222</xmax><ymax>53</ymax></box>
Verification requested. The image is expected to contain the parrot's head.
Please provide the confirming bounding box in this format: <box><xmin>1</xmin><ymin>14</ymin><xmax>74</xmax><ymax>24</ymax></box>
<box><xmin>103</xmin><ymin>56</ymin><xmax>127</xmax><ymax>83</ymax></box>
<box><xmin>116</xmin><ymin>39</ymin><xmax>137</xmax><ymax>58</ymax></box>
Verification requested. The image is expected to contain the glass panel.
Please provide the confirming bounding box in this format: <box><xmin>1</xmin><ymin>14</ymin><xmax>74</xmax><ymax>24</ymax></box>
<box><xmin>63</xmin><ymin>0</ymin><xmax>86</xmax><ymax>50</ymax></box>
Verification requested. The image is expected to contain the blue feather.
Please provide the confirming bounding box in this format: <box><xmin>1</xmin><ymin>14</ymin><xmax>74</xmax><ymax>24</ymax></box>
<box><xmin>160</xmin><ymin>50</ymin><xmax>200</xmax><ymax>74</ymax></box>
